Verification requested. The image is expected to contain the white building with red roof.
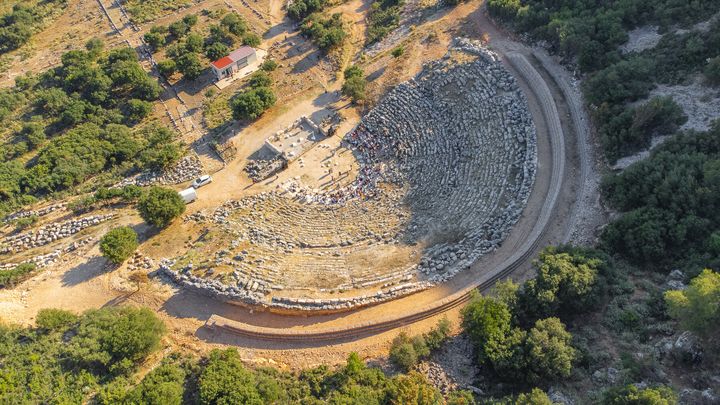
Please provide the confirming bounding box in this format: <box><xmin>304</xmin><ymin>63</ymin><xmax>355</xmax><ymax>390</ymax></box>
<box><xmin>211</xmin><ymin>46</ymin><xmax>258</xmax><ymax>81</ymax></box>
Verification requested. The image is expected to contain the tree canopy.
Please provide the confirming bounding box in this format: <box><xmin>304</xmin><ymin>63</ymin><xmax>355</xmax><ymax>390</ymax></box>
<box><xmin>100</xmin><ymin>226</ymin><xmax>139</xmax><ymax>264</ymax></box>
<box><xmin>665</xmin><ymin>269</ymin><xmax>720</xmax><ymax>337</ymax></box>
<box><xmin>137</xmin><ymin>187</ymin><xmax>186</xmax><ymax>228</ymax></box>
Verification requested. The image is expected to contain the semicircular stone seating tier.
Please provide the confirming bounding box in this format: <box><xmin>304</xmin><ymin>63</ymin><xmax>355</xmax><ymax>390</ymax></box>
<box><xmin>171</xmin><ymin>42</ymin><xmax>538</xmax><ymax>311</ymax></box>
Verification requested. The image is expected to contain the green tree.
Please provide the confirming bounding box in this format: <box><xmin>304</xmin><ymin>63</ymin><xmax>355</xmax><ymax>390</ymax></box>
<box><xmin>157</xmin><ymin>59</ymin><xmax>177</xmax><ymax>77</ymax></box>
<box><xmin>138</xmin><ymin>187</ymin><xmax>186</xmax><ymax>228</ymax></box>
<box><xmin>144</xmin><ymin>26</ymin><xmax>167</xmax><ymax>50</ymax></box>
<box><xmin>185</xmin><ymin>33</ymin><xmax>204</xmax><ymax>53</ymax></box>
<box><xmin>198</xmin><ymin>349</ymin><xmax>263</xmax><ymax>405</ymax></box>
<box><xmin>205</xmin><ymin>42</ymin><xmax>229</xmax><ymax>61</ymax></box>
<box><xmin>231</xmin><ymin>87</ymin><xmax>276</xmax><ymax>120</ymax></box>
<box><xmin>221</xmin><ymin>12</ymin><xmax>247</xmax><ymax>36</ymax></box>
<box><xmin>342</xmin><ymin>75</ymin><xmax>366</xmax><ymax>103</ymax></box>
<box><xmin>389</xmin><ymin>332</ymin><xmax>419</xmax><ymax>371</ymax></box>
<box><xmin>525</xmin><ymin>318</ymin><xmax>576</xmax><ymax>382</ymax></box>
<box><xmin>100</xmin><ymin>226</ymin><xmax>139</xmax><ymax>264</ymax></box>
<box><xmin>518</xmin><ymin>247</ymin><xmax>601</xmax><ymax>320</ymax></box>
<box><xmin>175</xmin><ymin>52</ymin><xmax>203</xmax><ymax>80</ymax></box>
<box><xmin>168</xmin><ymin>20</ymin><xmax>189</xmax><ymax>38</ymax></box>
<box><xmin>461</xmin><ymin>291</ymin><xmax>527</xmax><ymax>379</ymax></box>
<box><xmin>665</xmin><ymin>269</ymin><xmax>720</xmax><ymax>337</ymax></box>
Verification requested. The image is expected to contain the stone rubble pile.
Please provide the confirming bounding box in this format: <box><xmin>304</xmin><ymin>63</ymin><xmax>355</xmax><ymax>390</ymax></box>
<box><xmin>0</xmin><ymin>237</ymin><xmax>93</xmax><ymax>271</ymax></box>
<box><xmin>3</xmin><ymin>203</ymin><xmax>66</xmax><ymax>222</ymax></box>
<box><xmin>126</xmin><ymin>252</ymin><xmax>154</xmax><ymax>271</ymax></box>
<box><xmin>416</xmin><ymin>362</ymin><xmax>459</xmax><ymax>395</ymax></box>
<box><xmin>244</xmin><ymin>157</ymin><xmax>287</xmax><ymax>183</ymax></box>
<box><xmin>115</xmin><ymin>155</ymin><xmax>204</xmax><ymax>187</ymax></box>
<box><xmin>1</xmin><ymin>214</ymin><xmax>113</xmax><ymax>254</ymax></box>
<box><xmin>167</xmin><ymin>40</ymin><xmax>537</xmax><ymax>311</ymax></box>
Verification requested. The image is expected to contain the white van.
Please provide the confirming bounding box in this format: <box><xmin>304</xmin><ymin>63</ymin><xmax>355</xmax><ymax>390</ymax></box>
<box><xmin>179</xmin><ymin>187</ymin><xmax>197</xmax><ymax>204</ymax></box>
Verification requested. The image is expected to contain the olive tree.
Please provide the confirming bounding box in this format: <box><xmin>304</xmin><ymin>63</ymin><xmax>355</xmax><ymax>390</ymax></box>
<box><xmin>137</xmin><ymin>187</ymin><xmax>186</xmax><ymax>228</ymax></box>
<box><xmin>100</xmin><ymin>226</ymin><xmax>139</xmax><ymax>264</ymax></box>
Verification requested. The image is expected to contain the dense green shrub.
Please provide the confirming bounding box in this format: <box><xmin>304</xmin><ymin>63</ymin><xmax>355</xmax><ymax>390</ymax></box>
<box><xmin>487</xmin><ymin>0</ymin><xmax>720</xmax><ymax>72</ymax></box>
<box><xmin>0</xmin><ymin>262</ymin><xmax>37</xmax><ymax>288</ymax></box>
<box><xmin>0</xmin><ymin>1</ymin><xmax>68</xmax><ymax>55</ymax></box>
<box><xmin>12</xmin><ymin>214</ymin><xmax>38</xmax><ymax>231</ymax></box>
<box><xmin>124</xmin><ymin>99</ymin><xmax>153</xmax><ymax>124</ymax></box>
<box><xmin>100</xmin><ymin>226</ymin><xmax>139</xmax><ymax>264</ymax></box>
<box><xmin>137</xmin><ymin>124</ymin><xmax>183</xmax><ymax>169</ymax></box>
<box><xmin>515</xmin><ymin>388</ymin><xmax>555</xmax><ymax>405</ymax></box>
<box><xmin>288</xmin><ymin>0</ymin><xmax>327</xmax><ymax>21</ymax></box>
<box><xmin>0</xmin><ymin>40</ymin><xmax>170</xmax><ymax>215</ymax></box>
<box><xmin>185</xmin><ymin>32</ymin><xmax>204</xmax><ymax>53</ymax></box>
<box><xmin>174</xmin><ymin>52</ymin><xmax>203</xmax><ymax>80</ymax></box>
<box><xmin>36</xmin><ymin>308</ymin><xmax>78</xmax><ymax>330</ymax></box>
<box><xmin>647</xmin><ymin>23</ymin><xmax>720</xmax><ymax>85</ymax></box>
<box><xmin>583</xmin><ymin>57</ymin><xmax>655</xmax><ymax>107</ymax></box>
<box><xmin>601</xmin><ymin>384</ymin><xmax>677</xmax><ymax>404</ymax></box>
<box><xmin>366</xmin><ymin>0</ymin><xmax>404</xmax><ymax>44</ymax></box>
<box><xmin>66</xmin><ymin>306</ymin><xmax>165</xmax><ymax>375</ymax></box>
<box><xmin>97</xmin><ymin>362</ymin><xmax>186</xmax><ymax>405</ymax></box>
<box><xmin>138</xmin><ymin>186</ymin><xmax>186</xmax><ymax>228</ymax></box>
<box><xmin>388</xmin><ymin>317</ymin><xmax>450</xmax><ymax>371</ymax></box>
<box><xmin>169</xmin><ymin>20</ymin><xmax>190</xmax><ymax>38</ymax></box>
<box><xmin>601</xmin><ymin>122</ymin><xmax>720</xmax><ymax>266</ymax></box>
<box><xmin>94</xmin><ymin>185</ymin><xmax>142</xmax><ymax>202</ymax></box>
<box><xmin>389</xmin><ymin>334</ymin><xmax>419</xmax><ymax>371</ymax></box>
<box><xmin>157</xmin><ymin>59</ymin><xmax>177</xmax><ymax>77</ymax></box>
<box><xmin>143</xmin><ymin>25</ymin><xmax>168</xmax><ymax>50</ymax></box>
<box><xmin>231</xmin><ymin>87</ymin><xmax>276</xmax><ymax>120</ymax></box>
<box><xmin>248</xmin><ymin>71</ymin><xmax>272</xmax><ymax>88</ymax></box>
<box><xmin>0</xmin><ymin>307</ymin><xmax>160</xmax><ymax>403</ymax></box>
<box><xmin>242</xmin><ymin>32</ymin><xmax>261</xmax><ymax>47</ymax></box>
<box><xmin>462</xmin><ymin>291</ymin><xmax>527</xmax><ymax>379</ymax></box>
<box><xmin>0</xmin><ymin>319</ymin><xmax>468</xmax><ymax>404</ymax></box>
<box><xmin>261</xmin><ymin>59</ymin><xmax>278</xmax><ymax>71</ymax></box>
<box><xmin>598</xmin><ymin>97</ymin><xmax>687</xmax><ymax>162</ymax></box>
<box><xmin>199</xmin><ymin>349</ymin><xmax>263</xmax><ymax>405</ymax></box>
<box><xmin>300</xmin><ymin>13</ymin><xmax>346</xmax><ymax>51</ymax></box>
<box><xmin>221</xmin><ymin>12</ymin><xmax>248</xmax><ymax>36</ymax></box>
<box><xmin>525</xmin><ymin>318</ymin><xmax>576</xmax><ymax>382</ymax></box>
<box><xmin>516</xmin><ymin>246</ymin><xmax>609</xmax><ymax>322</ymax></box>
<box><xmin>204</xmin><ymin>42</ymin><xmax>229</xmax><ymax>61</ymax></box>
